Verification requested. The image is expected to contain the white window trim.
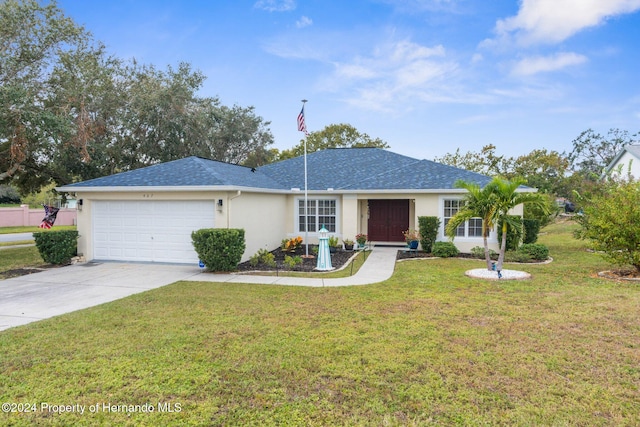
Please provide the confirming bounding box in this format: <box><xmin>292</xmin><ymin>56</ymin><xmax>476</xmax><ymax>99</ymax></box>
<box><xmin>438</xmin><ymin>196</ymin><xmax>497</xmax><ymax>242</ymax></box>
<box><xmin>294</xmin><ymin>196</ymin><xmax>341</xmax><ymax>237</ymax></box>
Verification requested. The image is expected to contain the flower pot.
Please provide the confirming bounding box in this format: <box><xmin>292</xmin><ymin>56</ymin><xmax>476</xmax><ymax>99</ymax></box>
<box><xmin>344</xmin><ymin>244</ymin><xmax>354</xmax><ymax>251</ymax></box>
<box><xmin>408</xmin><ymin>240</ymin><xmax>419</xmax><ymax>250</ymax></box>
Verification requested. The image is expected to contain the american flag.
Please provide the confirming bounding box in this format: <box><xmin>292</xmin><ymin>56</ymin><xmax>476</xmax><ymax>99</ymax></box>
<box><xmin>39</xmin><ymin>205</ymin><xmax>60</xmax><ymax>229</ymax></box>
<box><xmin>297</xmin><ymin>105</ymin><xmax>308</xmax><ymax>135</ymax></box>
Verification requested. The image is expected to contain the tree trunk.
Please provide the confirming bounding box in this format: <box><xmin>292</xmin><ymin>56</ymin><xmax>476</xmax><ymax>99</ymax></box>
<box><xmin>483</xmin><ymin>230</ymin><xmax>492</xmax><ymax>271</ymax></box>
<box><xmin>496</xmin><ymin>224</ymin><xmax>508</xmax><ymax>271</ymax></box>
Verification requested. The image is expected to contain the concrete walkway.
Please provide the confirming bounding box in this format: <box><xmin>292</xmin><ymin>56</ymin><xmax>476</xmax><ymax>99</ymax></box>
<box><xmin>185</xmin><ymin>246</ymin><xmax>399</xmax><ymax>287</ymax></box>
<box><xmin>0</xmin><ymin>246</ymin><xmax>399</xmax><ymax>331</ymax></box>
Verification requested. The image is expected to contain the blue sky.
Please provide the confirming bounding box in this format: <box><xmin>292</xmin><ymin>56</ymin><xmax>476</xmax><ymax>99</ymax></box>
<box><xmin>56</xmin><ymin>0</ymin><xmax>640</xmax><ymax>160</ymax></box>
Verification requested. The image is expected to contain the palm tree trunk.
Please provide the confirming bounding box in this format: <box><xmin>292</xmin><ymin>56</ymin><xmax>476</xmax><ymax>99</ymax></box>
<box><xmin>496</xmin><ymin>223</ymin><xmax>508</xmax><ymax>271</ymax></box>
<box><xmin>483</xmin><ymin>230</ymin><xmax>492</xmax><ymax>271</ymax></box>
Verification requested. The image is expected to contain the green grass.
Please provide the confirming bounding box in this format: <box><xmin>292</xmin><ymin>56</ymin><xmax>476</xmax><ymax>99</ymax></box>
<box><xmin>0</xmin><ymin>240</ymin><xmax>33</xmax><ymax>247</ymax></box>
<box><xmin>0</xmin><ymin>225</ymin><xmax>76</xmax><ymax>234</ymax></box>
<box><xmin>1</xmin><ymin>220</ymin><xmax>639</xmax><ymax>426</ymax></box>
<box><xmin>0</xmin><ymin>246</ymin><xmax>44</xmax><ymax>276</ymax></box>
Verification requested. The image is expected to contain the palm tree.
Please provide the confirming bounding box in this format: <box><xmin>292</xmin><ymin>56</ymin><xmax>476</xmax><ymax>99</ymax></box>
<box><xmin>445</xmin><ymin>179</ymin><xmax>499</xmax><ymax>271</ymax></box>
<box><xmin>446</xmin><ymin>177</ymin><xmax>549</xmax><ymax>272</ymax></box>
<box><xmin>491</xmin><ymin>177</ymin><xmax>549</xmax><ymax>271</ymax></box>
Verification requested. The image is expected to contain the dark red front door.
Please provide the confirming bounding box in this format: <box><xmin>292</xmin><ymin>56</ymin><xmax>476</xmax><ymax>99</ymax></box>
<box><xmin>368</xmin><ymin>200</ymin><xmax>409</xmax><ymax>242</ymax></box>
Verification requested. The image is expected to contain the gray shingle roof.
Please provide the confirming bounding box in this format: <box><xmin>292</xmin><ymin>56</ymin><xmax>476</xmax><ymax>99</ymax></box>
<box><xmin>61</xmin><ymin>157</ymin><xmax>287</xmax><ymax>189</ymax></box>
<box><xmin>260</xmin><ymin>148</ymin><xmax>493</xmax><ymax>190</ymax></box>
<box><xmin>60</xmin><ymin>148</ymin><xmax>496</xmax><ymax>192</ymax></box>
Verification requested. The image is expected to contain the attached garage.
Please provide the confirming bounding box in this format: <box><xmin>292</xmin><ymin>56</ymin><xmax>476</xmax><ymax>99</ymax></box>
<box><xmin>92</xmin><ymin>200</ymin><xmax>215</xmax><ymax>264</ymax></box>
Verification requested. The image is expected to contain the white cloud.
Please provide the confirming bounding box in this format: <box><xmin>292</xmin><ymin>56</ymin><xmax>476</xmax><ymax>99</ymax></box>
<box><xmin>254</xmin><ymin>0</ymin><xmax>296</xmax><ymax>12</ymax></box>
<box><xmin>487</xmin><ymin>0</ymin><xmax>640</xmax><ymax>46</ymax></box>
<box><xmin>296</xmin><ymin>16</ymin><xmax>312</xmax><ymax>28</ymax></box>
<box><xmin>321</xmin><ymin>40</ymin><xmax>458</xmax><ymax>111</ymax></box>
<box><xmin>511</xmin><ymin>52</ymin><xmax>588</xmax><ymax>76</ymax></box>
<box><xmin>471</xmin><ymin>53</ymin><xmax>483</xmax><ymax>64</ymax></box>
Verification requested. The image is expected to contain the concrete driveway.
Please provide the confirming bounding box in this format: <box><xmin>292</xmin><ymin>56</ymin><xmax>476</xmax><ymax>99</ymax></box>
<box><xmin>0</xmin><ymin>262</ymin><xmax>203</xmax><ymax>331</ymax></box>
<box><xmin>0</xmin><ymin>247</ymin><xmax>399</xmax><ymax>332</ymax></box>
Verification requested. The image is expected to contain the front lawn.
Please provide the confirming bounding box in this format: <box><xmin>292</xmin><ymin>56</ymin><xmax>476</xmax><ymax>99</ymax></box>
<box><xmin>0</xmin><ymin>247</ymin><xmax>45</xmax><ymax>279</ymax></box>
<box><xmin>1</xmin><ymin>220</ymin><xmax>638</xmax><ymax>426</ymax></box>
<box><xmin>0</xmin><ymin>225</ymin><xmax>76</xmax><ymax>234</ymax></box>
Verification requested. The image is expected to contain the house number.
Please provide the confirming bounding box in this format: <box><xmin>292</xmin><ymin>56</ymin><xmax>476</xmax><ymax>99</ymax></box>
<box><xmin>143</xmin><ymin>194</ymin><xmax>154</xmax><ymax>198</ymax></box>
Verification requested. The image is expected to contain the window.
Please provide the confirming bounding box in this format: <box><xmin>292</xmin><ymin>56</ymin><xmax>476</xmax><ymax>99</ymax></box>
<box><xmin>444</xmin><ymin>199</ymin><xmax>465</xmax><ymax>237</ymax></box>
<box><xmin>468</xmin><ymin>218</ymin><xmax>483</xmax><ymax>237</ymax></box>
<box><xmin>298</xmin><ymin>199</ymin><xmax>336</xmax><ymax>233</ymax></box>
<box><xmin>443</xmin><ymin>199</ymin><xmax>484</xmax><ymax>238</ymax></box>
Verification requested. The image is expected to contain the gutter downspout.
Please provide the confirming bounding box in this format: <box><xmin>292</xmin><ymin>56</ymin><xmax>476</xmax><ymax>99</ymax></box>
<box><xmin>227</xmin><ymin>190</ymin><xmax>242</xmax><ymax>228</ymax></box>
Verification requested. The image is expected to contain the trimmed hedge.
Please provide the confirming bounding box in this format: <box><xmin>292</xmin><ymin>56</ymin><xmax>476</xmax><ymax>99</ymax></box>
<box><xmin>33</xmin><ymin>230</ymin><xmax>79</xmax><ymax>264</ymax></box>
<box><xmin>418</xmin><ymin>216</ymin><xmax>441</xmax><ymax>253</ymax></box>
<box><xmin>432</xmin><ymin>241</ymin><xmax>459</xmax><ymax>258</ymax></box>
<box><xmin>192</xmin><ymin>228</ymin><xmax>246</xmax><ymax>272</ymax></box>
<box><xmin>518</xmin><ymin>243</ymin><xmax>549</xmax><ymax>261</ymax></box>
<box><xmin>523</xmin><ymin>218</ymin><xmax>541</xmax><ymax>244</ymax></box>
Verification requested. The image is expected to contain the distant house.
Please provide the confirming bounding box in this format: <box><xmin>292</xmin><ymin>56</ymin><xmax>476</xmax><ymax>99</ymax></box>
<box><xmin>57</xmin><ymin>148</ymin><xmax>534</xmax><ymax>265</ymax></box>
<box><xmin>602</xmin><ymin>144</ymin><xmax>640</xmax><ymax>180</ymax></box>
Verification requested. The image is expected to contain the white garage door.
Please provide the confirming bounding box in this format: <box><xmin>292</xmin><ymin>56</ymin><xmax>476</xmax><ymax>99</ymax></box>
<box><xmin>93</xmin><ymin>200</ymin><xmax>215</xmax><ymax>264</ymax></box>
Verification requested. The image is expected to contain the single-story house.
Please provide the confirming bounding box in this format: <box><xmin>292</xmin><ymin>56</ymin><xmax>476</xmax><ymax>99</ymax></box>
<box><xmin>57</xmin><ymin>148</ymin><xmax>534</xmax><ymax>265</ymax></box>
<box><xmin>602</xmin><ymin>144</ymin><xmax>640</xmax><ymax>180</ymax></box>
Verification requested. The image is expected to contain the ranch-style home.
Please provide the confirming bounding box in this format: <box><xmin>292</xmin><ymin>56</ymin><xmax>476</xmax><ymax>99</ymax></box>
<box><xmin>57</xmin><ymin>148</ymin><xmax>534</xmax><ymax>265</ymax></box>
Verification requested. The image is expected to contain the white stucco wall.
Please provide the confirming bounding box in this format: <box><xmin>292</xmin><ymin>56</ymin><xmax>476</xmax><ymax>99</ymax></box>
<box><xmin>72</xmin><ymin>190</ymin><xmax>286</xmax><ymax>263</ymax></box>
<box><xmin>414</xmin><ymin>193</ymin><xmax>506</xmax><ymax>253</ymax></box>
<box><xmin>72</xmin><ymin>188</ymin><xmax>529</xmax><ymax>263</ymax></box>
<box><xmin>610</xmin><ymin>152</ymin><xmax>640</xmax><ymax>180</ymax></box>
<box><xmin>227</xmin><ymin>192</ymin><xmax>287</xmax><ymax>261</ymax></box>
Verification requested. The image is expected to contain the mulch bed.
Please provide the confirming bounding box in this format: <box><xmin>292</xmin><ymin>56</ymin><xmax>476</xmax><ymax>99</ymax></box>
<box><xmin>0</xmin><ymin>265</ymin><xmax>55</xmax><ymax>280</ymax></box>
<box><xmin>235</xmin><ymin>246</ymin><xmax>361</xmax><ymax>273</ymax></box>
<box><xmin>396</xmin><ymin>251</ymin><xmax>474</xmax><ymax>261</ymax></box>
<box><xmin>598</xmin><ymin>269</ymin><xmax>640</xmax><ymax>281</ymax></box>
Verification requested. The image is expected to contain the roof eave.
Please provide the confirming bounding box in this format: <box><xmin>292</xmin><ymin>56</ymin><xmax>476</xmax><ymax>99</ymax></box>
<box><xmin>55</xmin><ymin>185</ymin><xmax>292</xmax><ymax>194</ymax></box>
<box><xmin>57</xmin><ymin>186</ymin><xmax>537</xmax><ymax>195</ymax></box>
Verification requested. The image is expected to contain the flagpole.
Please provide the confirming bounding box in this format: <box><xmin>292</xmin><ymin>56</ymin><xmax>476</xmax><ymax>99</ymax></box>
<box><xmin>301</xmin><ymin>99</ymin><xmax>309</xmax><ymax>257</ymax></box>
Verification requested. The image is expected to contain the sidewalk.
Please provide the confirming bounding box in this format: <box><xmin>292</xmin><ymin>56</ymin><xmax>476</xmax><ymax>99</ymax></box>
<box><xmin>184</xmin><ymin>246</ymin><xmax>399</xmax><ymax>287</ymax></box>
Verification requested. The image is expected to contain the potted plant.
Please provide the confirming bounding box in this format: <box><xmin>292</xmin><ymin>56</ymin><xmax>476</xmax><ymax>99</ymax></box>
<box><xmin>403</xmin><ymin>229</ymin><xmax>420</xmax><ymax>250</ymax></box>
<box><xmin>355</xmin><ymin>233</ymin><xmax>367</xmax><ymax>248</ymax></box>
<box><xmin>343</xmin><ymin>239</ymin><xmax>354</xmax><ymax>251</ymax></box>
<box><xmin>328</xmin><ymin>236</ymin><xmax>339</xmax><ymax>253</ymax></box>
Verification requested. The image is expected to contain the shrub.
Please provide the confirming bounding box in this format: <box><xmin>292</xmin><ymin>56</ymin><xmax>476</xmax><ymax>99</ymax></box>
<box><xmin>522</xmin><ymin>218</ymin><xmax>541</xmax><ymax>244</ymax></box>
<box><xmin>418</xmin><ymin>216</ymin><xmax>440</xmax><ymax>253</ymax></box>
<box><xmin>249</xmin><ymin>249</ymin><xmax>276</xmax><ymax>268</ymax></box>
<box><xmin>518</xmin><ymin>243</ymin><xmax>549</xmax><ymax>261</ymax></box>
<box><xmin>281</xmin><ymin>236</ymin><xmax>303</xmax><ymax>252</ymax></box>
<box><xmin>504</xmin><ymin>250</ymin><xmax>532</xmax><ymax>263</ymax></box>
<box><xmin>283</xmin><ymin>255</ymin><xmax>303</xmax><ymax>270</ymax></box>
<box><xmin>192</xmin><ymin>228</ymin><xmax>246</xmax><ymax>272</ymax></box>
<box><xmin>470</xmin><ymin>246</ymin><xmax>497</xmax><ymax>260</ymax></box>
<box><xmin>497</xmin><ymin>215</ymin><xmax>523</xmax><ymax>251</ymax></box>
<box><xmin>33</xmin><ymin>230</ymin><xmax>79</xmax><ymax>264</ymax></box>
<box><xmin>575</xmin><ymin>180</ymin><xmax>640</xmax><ymax>272</ymax></box>
<box><xmin>432</xmin><ymin>241</ymin><xmax>459</xmax><ymax>258</ymax></box>
<box><xmin>0</xmin><ymin>185</ymin><xmax>20</xmax><ymax>204</ymax></box>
